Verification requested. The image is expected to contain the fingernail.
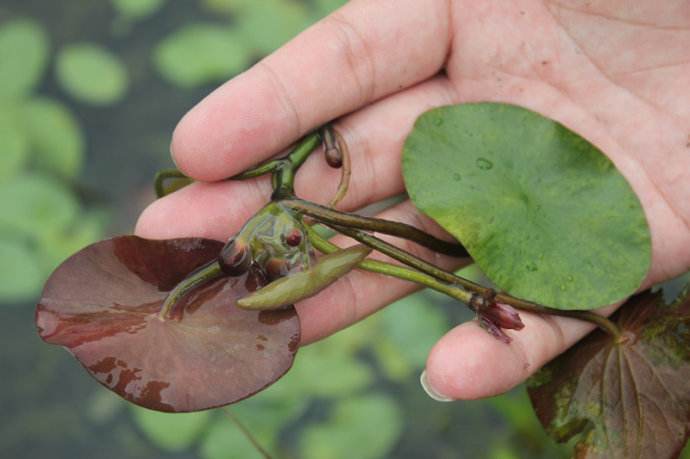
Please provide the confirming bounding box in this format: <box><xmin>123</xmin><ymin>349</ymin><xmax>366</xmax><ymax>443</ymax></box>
<box><xmin>420</xmin><ymin>370</ymin><xmax>453</xmax><ymax>402</ymax></box>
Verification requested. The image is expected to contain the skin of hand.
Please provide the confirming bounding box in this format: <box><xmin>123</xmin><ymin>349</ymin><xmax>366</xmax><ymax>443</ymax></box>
<box><xmin>136</xmin><ymin>0</ymin><xmax>690</xmax><ymax>401</ymax></box>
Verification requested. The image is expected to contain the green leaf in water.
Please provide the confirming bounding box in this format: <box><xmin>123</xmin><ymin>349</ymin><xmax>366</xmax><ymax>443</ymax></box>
<box><xmin>0</xmin><ymin>103</ymin><xmax>29</xmax><ymax>182</ymax></box>
<box><xmin>131</xmin><ymin>407</ymin><xmax>211</xmax><ymax>452</ymax></box>
<box><xmin>56</xmin><ymin>43</ymin><xmax>128</xmax><ymax>105</ymax></box>
<box><xmin>155</xmin><ymin>24</ymin><xmax>250</xmax><ymax>88</ymax></box>
<box><xmin>0</xmin><ymin>18</ymin><xmax>49</xmax><ymax>100</ymax></box>
<box><xmin>299</xmin><ymin>393</ymin><xmax>403</xmax><ymax>459</ymax></box>
<box><xmin>0</xmin><ymin>238</ymin><xmax>43</xmax><ymax>304</ymax></box>
<box><xmin>374</xmin><ymin>291</ymin><xmax>449</xmax><ymax>380</ymax></box>
<box><xmin>403</xmin><ymin>103</ymin><xmax>651</xmax><ymax>310</ymax></box>
<box><xmin>0</xmin><ymin>174</ymin><xmax>78</xmax><ymax>240</ymax></box>
<box><xmin>21</xmin><ymin>97</ymin><xmax>85</xmax><ymax>179</ymax></box>
<box><xmin>112</xmin><ymin>0</ymin><xmax>165</xmax><ymax>20</ymax></box>
<box><xmin>234</xmin><ymin>0</ymin><xmax>312</xmax><ymax>55</ymax></box>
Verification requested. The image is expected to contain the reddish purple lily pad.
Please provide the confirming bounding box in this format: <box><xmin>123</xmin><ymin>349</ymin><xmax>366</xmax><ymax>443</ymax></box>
<box><xmin>36</xmin><ymin>236</ymin><xmax>300</xmax><ymax>412</ymax></box>
<box><xmin>528</xmin><ymin>286</ymin><xmax>690</xmax><ymax>458</ymax></box>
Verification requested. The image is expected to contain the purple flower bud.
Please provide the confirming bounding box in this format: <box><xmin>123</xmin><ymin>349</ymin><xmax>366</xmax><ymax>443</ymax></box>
<box><xmin>482</xmin><ymin>302</ymin><xmax>524</xmax><ymax>331</ymax></box>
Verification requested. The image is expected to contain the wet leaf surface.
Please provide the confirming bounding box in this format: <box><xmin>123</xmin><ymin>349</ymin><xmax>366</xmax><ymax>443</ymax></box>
<box><xmin>403</xmin><ymin>103</ymin><xmax>651</xmax><ymax>310</ymax></box>
<box><xmin>528</xmin><ymin>286</ymin><xmax>690</xmax><ymax>458</ymax></box>
<box><xmin>36</xmin><ymin>236</ymin><xmax>300</xmax><ymax>412</ymax></box>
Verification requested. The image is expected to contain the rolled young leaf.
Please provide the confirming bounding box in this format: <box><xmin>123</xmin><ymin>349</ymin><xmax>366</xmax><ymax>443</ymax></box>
<box><xmin>237</xmin><ymin>245</ymin><xmax>371</xmax><ymax>310</ymax></box>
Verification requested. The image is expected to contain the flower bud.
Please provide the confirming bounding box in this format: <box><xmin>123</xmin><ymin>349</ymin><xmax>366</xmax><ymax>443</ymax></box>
<box><xmin>218</xmin><ymin>239</ymin><xmax>251</xmax><ymax>276</ymax></box>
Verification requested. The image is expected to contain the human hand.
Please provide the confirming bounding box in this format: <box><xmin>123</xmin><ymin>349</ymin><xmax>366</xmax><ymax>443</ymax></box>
<box><xmin>136</xmin><ymin>0</ymin><xmax>690</xmax><ymax>401</ymax></box>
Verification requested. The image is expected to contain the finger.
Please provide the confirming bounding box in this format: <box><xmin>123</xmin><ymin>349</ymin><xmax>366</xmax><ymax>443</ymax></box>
<box><xmin>171</xmin><ymin>0</ymin><xmax>452</xmax><ymax>181</ymax></box>
<box><xmin>423</xmin><ymin>303</ymin><xmax>621</xmax><ymax>400</ymax></box>
<box><xmin>295</xmin><ymin>200</ymin><xmax>471</xmax><ymax>345</ymax></box>
<box><xmin>136</xmin><ymin>76</ymin><xmax>459</xmax><ymax>240</ymax></box>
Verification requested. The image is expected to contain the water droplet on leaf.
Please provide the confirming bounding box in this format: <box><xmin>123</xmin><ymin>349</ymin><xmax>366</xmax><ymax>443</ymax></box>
<box><xmin>476</xmin><ymin>157</ymin><xmax>493</xmax><ymax>170</ymax></box>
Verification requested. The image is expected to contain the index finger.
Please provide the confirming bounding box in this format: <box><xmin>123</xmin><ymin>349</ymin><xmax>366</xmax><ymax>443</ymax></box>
<box><xmin>171</xmin><ymin>0</ymin><xmax>452</xmax><ymax>180</ymax></box>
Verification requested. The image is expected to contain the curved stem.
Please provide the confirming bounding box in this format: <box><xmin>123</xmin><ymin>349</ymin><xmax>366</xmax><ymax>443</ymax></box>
<box><xmin>158</xmin><ymin>260</ymin><xmax>224</xmax><ymax>320</ymax></box>
<box><xmin>154</xmin><ymin>168</ymin><xmax>190</xmax><ymax>198</ymax></box>
<box><xmin>327</xmin><ymin>224</ymin><xmax>624</xmax><ymax>339</ymax></box>
<box><xmin>328</xmin><ymin>129</ymin><xmax>351</xmax><ymax>208</ymax></box>
<box><xmin>283</xmin><ymin>199</ymin><xmax>468</xmax><ymax>258</ymax></box>
<box><xmin>306</xmin><ymin>226</ymin><xmax>473</xmax><ymax>304</ymax></box>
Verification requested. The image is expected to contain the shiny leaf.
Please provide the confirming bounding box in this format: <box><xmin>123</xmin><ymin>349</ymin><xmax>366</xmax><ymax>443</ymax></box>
<box><xmin>0</xmin><ymin>18</ymin><xmax>49</xmax><ymax>100</ymax></box>
<box><xmin>36</xmin><ymin>236</ymin><xmax>300</xmax><ymax>412</ymax></box>
<box><xmin>155</xmin><ymin>24</ymin><xmax>250</xmax><ymax>88</ymax></box>
<box><xmin>56</xmin><ymin>43</ymin><xmax>128</xmax><ymax>105</ymax></box>
<box><xmin>528</xmin><ymin>286</ymin><xmax>690</xmax><ymax>458</ymax></box>
<box><xmin>403</xmin><ymin>103</ymin><xmax>651</xmax><ymax>310</ymax></box>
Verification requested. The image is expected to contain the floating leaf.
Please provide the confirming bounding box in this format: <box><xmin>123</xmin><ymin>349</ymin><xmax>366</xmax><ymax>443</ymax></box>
<box><xmin>373</xmin><ymin>291</ymin><xmax>449</xmax><ymax>380</ymax></box>
<box><xmin>201</xmin><ymin>413</ymin><xmax>275</xmax><ymax>459</ymax></box>
<box><xmin>313</xmin><ymin>0</ymin><xmax>347</xmax><ymax>18</ymax></box>
<box><xmin>403</xmin><ymin>103</ymin><xmax>651</xmax><ymax>309</ymax></box>
<box><xmin>56</xmin><ymin>43</ymin><xmax>128</xmax><ymax>105</ymax></box>
<box><xmin>0</xmin><ymin>19</ymin><xmax>49</xmax><ymax>100</ymax></box>
<box><xmin>112</xmin><ymin>0</ymin><xmax>165</xmax><ymax>20</ymax></box>
<box><xmin>234</xmin><ymin>0</ymin><xmax>312</xmax><ymax>55</ymax></box>
<box><xmin>131</xmin><ymin>407</ymin><xmax>211</xmax><ymax>451</ymax></box>
<box><xmin>36</xmin><ymin>236</ymin><xmax>300</xmax><ymax>412</ymax></box>
<box><xmin>0</xmin><ymin>103</ymin><xmax>29</xmax><ymax>182</ymax></box>
<box><xmin>299</xmin><ymin>393</ymin><xmax>403</xmax><ymax>459</ymax></box>
<box><xmin>200</xmin><ymin>0</ymin><xmax>253</xmax><ymax>15</ymax></box>
<box><xmin>0</xmin><ymin>238</ymin><xmax>44</xmax><ymax>304</ymax></box>
<box><xmin>0</xmin><ymin>174</ymin><xmax>78</xmax><ymax>239</ymax></box>
<box><xmin>21</xmin><ymin>97</ymin><xmax>85</xmax><ymax>179</ymax></box>
<box><xmin>155</xmin><ymin>24</ymin><xmax>250</xmax><ymax>88</ymax></box>
<box><xmin>528</xmin><ymin>286</ymin><xmax>690</xmax><ymax>458</ymax></box>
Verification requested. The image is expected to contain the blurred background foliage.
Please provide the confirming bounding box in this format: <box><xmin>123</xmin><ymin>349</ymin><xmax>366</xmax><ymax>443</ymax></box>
<box><xmin>1</xmin><ymin>1</ymin><xmax>683</xmax><ymax>458</ymax></box>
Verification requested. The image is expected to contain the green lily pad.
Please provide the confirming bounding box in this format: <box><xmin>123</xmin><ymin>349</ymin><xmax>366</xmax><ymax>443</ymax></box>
<box><xmin>131</xmin><ymin>407</ymin><xmax>211</xmax><ymax>451</ymax></box>
<box><xmin>56</xmin><ymin>43</ymin><xmax>128</xmax><ymax>105</ymax></box>
<box><xmin>21</xmin><ymin>97</ymin><xmax>84</xmax><ymax>179</ymax></box>
<box><xmin>0</xmin><ymin>238</ymin><xmax>44</xmax><ymax>304</ymax></box>
<box><xmin>403</xmin><ymin>103</ymin><xmax>651</xmax><ymax>310</ymax></box>
<box><xmin>373</xmin><ymin>290</ymin><xmax>454</xmax><ymax>381</ymax></box>
<box><xmin>299</xmin><ymin>394</ymin><xmax>403</xmax><ymax>459</ymax></box>
<box><xmin>112</xmin><ymin>0</ymin><xmax>165</xmax><ymax>20</ymax></box>
<box><xmin>0</xmin><ymin>103</ymin><xmax>29</xmax><ymax>182</ymax></box>
<box><xmin>234</xmin><ymin>0</ymin><xmax>312</xmax><ymax>55</ymax></box>
<box><xmin>0</xmin><ymin>174</ymin><xmax>78</xmax><ymax>240</ymax></box>
<box><xmin>155</xmin><ymin>24</ymin><xmax>250</xmax><ymax>88</ymax></box>
<box><xmin>0</xmin><ymin>19</ymin><xmax>49</xmax><ymax>100</ymax></box>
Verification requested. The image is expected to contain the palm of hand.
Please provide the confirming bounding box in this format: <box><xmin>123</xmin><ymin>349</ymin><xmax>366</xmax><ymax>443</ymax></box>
<box><xmin>447</xmin><ymin>0</ymin><xmax>690</xmax><ymax>284</ymax></box>
<box><xmin>136</xmin><ymin>0</ymin><xmax>690</xmax><ymax>400</ymax></box>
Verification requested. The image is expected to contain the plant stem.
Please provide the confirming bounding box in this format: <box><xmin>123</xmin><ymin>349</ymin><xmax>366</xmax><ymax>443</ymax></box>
<box><xmin>224</xmin><ymin>410</ymin><xmax>273</xmax><ymax>459</ymax></box>
<box><xmin>158</xmin><ymin>260</ymin><xmax>224</xmax><ymax>320</ymax></box>
<box><xmin>327</xmin><ymin>224</ymin><xmax>624</xmax><ymax>339</ymax></box>
<box><xmin>272</xmin><ymin>132</ymin><xmax>322</xmax><ymax>199</ymax></box>
<box><xmin>306</xmin><ymin>226</ymin><xmax>473</xmax><ymax>304</ymax></box>
<box><xmin>283</xmin><ymin>199</ymin><xmax>468</xmax><ymax>258</ymax></box>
